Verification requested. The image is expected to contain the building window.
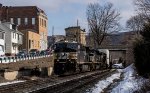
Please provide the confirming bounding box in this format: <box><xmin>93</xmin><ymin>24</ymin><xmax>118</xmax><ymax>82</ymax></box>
<box><xmin>38</xmin><ymin>41</ymin><xmax>39</xmax><ymax>47</ymax></box>
<box><xmin>13</xmin><ymin>46</ymin><xmax>15</xmax><ymax>50</ymax></box>
<box><xmin>10</xmin><ymin>18</ymin><xmax>14</xmax><ymax>24</ymax></box>
<box><xmin>43</xmin><ymin>20</ymin><xmax>45</xmax><ymax>27</ymax></box>
<box><xmin>1</xmin><ymin>32</ymin><xmax>4</xmax><ymax>39</ymax></box>
<box><xmin>17</xmin><ymin>18</ymin><xmax>21</xmax><ymax>25</ymax></box>
<box><xmin>41</xmin><ymin>18</ymin><xmax>42</xmax><ymax>26</ymax></box>
<box><xmin>18</xmin><ymin>34</ymin><xmax>19</xmax><ymax>40</ymax></box>
<box><xmin>19</xmin><ymin>35</ymin><xmax>22</xmax><ymax>41</ymax></box>
<box><xmin>24</xmin><ymin>18</ymin><xmax>28</xmax><ymax>25</ymax></box>
<box><xmin>32</xmin><ymin>40</ymin><xmax>34</xmax><ymax>48</ymax></box>
<box><xmin>35</xmin><ymin>41</ymin><xmax>36</xmax><ymax>47</ymax></box>
<box><xmin>2</xmin><ymin>33</ymin><xmax>4</xmax><ymax>39</ymax></box>
<box><xmin>15</xmin><ymin>33</ymin><xmax>16</xmax><ymax>39</ymax></box>
<box><xmin>13</xmin><ymin>33</ymin><xmax>14</xmax><ymax>38</ymax></box>
<box><xmin>44</xmin><ymin>20</ymin><xmax>46</xmax><ymax>27</ymax></box>
<box><xmin>5</xmin><ymin>43</ymin><xmax>6</xmax><ymax>51</ymax></box>
<box><xmin>41</xmin><ymin>19</ymin><xmax>43</xmax><ymax>26</ymax></box>
<box><xmin>29</xmin><ymin>40</ymin><xmax>31</xmax><ymax>49</ymax></box>
<box><xmin>32</xmin><ymin>18</ymin><xmax>35</xmax><ymax>25</ymax></box>
<box><xmin>40</xmin><ymin>18</ymin><xmax>42</xmax><ymax>26</ymax></box>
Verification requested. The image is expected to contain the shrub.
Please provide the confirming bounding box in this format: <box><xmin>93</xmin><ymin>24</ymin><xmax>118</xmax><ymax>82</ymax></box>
<box><xmin>133</xmin><ymin>40</ymin><xmax>150</xmax><ymax>77</ymax></box>
<box><xmin>133</xmin><ymin>24</ymin><xmax>150</xmax><ymax>78</ymax></box>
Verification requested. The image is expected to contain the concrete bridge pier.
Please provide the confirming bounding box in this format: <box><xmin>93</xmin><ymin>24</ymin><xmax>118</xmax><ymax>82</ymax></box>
<box><xmin>37</xmin><ymin>67</ymin><xmax>53</xmax><ymax>76</ymax></box>
<box><xmin>47</xmin><ymin>67</ymin><xmax>53</xmax><ymax>76</ymax></box>
<box><xmin>3</xmin><ymin>67</ymin><xmax>53</xmax><ymax>80</ymax></box>
<box><xmin>4</xmin><ymin>70</ymin><xmax>18</xmax><ymax>80</ymax></box>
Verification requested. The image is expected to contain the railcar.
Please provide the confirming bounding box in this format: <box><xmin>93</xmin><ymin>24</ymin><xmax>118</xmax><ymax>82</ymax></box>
<box><xmin>53</xmin><ymin>41</ymin><xmax>107</xmax><ymax>75</ymax></box>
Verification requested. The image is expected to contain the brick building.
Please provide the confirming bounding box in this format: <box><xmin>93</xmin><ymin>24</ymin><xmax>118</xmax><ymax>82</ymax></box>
<box><xmin>65</xmin><ymin>26</ymin><xmax>86</xmax><ymax>45</ymax></box>
<box><xmin>20</xmin><ymin>29</ymin><xmax>40</xmax><ymax>52</ymax></box>
<box><xmin>0</xmin><ymin>4</ymin><xmax>48</xmax><ymax>51</ymax></box>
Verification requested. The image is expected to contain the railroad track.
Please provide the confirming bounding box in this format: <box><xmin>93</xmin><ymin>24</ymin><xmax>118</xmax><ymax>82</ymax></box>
<box><xmin>0</xmin><ymin>69</ymin><xmax>114</xmax><ymax>93</ymax></box>
<box><xmin>31</xmin><ymin>69</ymin><xmax>115</xmax><ymax>93</ymax></box>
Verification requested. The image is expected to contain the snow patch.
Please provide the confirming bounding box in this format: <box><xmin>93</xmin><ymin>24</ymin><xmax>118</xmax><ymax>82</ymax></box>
<box><xmin>111</xmin><ymin>64</ymin><xmax>149</xmax><ymax>93</ymax></box>
<box><xmin>86</xmin><ymin>71</ymin><xmax>121</xmax><ymax>93</ymax></box>
<box><xmin>0</xmin><ymin>80</ymin><xmax>25</xmax><ymax>86</ymax></box>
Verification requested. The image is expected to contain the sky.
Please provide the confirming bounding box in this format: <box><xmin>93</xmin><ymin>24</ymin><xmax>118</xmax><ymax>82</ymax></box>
<box><xmin>1</xmin><ymin>0</ymin><xmax>136</xmax><ymax>35</ymax></box>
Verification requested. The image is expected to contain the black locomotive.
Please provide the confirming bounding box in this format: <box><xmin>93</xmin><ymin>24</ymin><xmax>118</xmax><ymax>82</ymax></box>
<box><xmin>53</xmin><ymin>41</ymin><xmax>107</xmax><ymax>75</ymax></box>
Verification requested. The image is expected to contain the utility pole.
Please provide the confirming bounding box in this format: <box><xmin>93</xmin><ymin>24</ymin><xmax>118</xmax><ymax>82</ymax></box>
<box><xmin>52</xmin><ymin>26</ymin><xmax>54</xmax><ymax>37</ymax></box>
<box><xmin>76</xmin><ymin>19</ymin><xmax>80</xmax><ymax>43</ymax></box>
<box><xmin>52</xmin><ymin>26</ymin><xmax>55</xmax><ymax>45</ymax></box>
<box><xmin>77</xmin><ymin>19</ymin><xmax>79</xmax><ymax>27</ymax></box>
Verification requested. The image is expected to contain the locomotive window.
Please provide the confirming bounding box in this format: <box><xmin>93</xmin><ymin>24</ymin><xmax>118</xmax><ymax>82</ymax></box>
<box><xmin>55</xmin><ymin>43</ymin><xmax>66</xmax><ymax>49</ymax></box>
<box><xmin>67</xmin><ymin>43</ymin><xmax>78</xmax><ymax>50</ymax></box>
<box><xmin>54</xmin><ymin>42</ymin><xmax>78</xmax><ymax>52</ymax></box>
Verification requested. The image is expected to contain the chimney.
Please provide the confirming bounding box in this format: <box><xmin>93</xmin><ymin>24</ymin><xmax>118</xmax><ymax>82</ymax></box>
<box><xmin>0</xmin><ymin>4</ymin><xmax>2</xmax><ymax>7</ymax></box>
<box><xmin>0</xmin><ymin>4</ymin><xmax>2</xmax><ymax>21</ymax></box>
<box><xmin>12</xmin><ymin>24</ymin><xmax>17</xmax><ymax>30</ymax></box>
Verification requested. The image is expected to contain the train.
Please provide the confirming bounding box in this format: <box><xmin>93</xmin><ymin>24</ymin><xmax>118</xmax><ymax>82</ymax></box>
<box><xmin>53</xmin><ymin>41</ymin><xmax>108</xmax><ymax>75</ymax></box>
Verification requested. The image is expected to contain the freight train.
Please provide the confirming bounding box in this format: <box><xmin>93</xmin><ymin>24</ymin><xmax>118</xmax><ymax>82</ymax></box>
<box><xmin>53</xmin><ymin>41</ymin><xmax>108</xmax><ymax>75</ymax></box>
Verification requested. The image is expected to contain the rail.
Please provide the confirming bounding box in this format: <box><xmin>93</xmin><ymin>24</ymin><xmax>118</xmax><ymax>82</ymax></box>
<box><xmin>0</xmin><ymin>69</ymin><xmax>113</xmax><ymax>93</ymax></box>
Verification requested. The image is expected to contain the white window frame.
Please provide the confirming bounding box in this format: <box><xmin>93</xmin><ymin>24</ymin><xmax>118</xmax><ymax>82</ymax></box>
<box><xmin>24</xmin><ymin>18</ymin><xmax>28</xmax><ymax>25</ymax></box>
<box><xmin>17</xmin><ymin>18</ymin><xmax>21</xmax><ymax>25</ymax></box>
<box><xmin>10</xmin><ymin>18</ymin><xmax>14</xmax><ymax>24</ymax></box>
<box><xmin>32</xmin><ymin>18</ymin><xmax>35</xmax><ymax>25</ymax></box>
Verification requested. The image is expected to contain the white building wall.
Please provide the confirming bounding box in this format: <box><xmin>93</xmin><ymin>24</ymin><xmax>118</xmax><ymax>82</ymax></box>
<box><xmin>0</xmin><ymin>39</ymin><xmax>4</xmax><ymax>46</ymax></box>
<box><xmin>11</xmin><ymin>33</ymin><xmax>18</xmax><ymax>44</ymax></box>
<box><xmin>5</xmin><ymin>31</ymin><xmax>11</xmax><ymax>54</ymax></box>
<box><xmin>3</xmin><ymin>24</ymin><xmax>22</xmax><ymax>55</ymax></box>
<box><xmin>11</xmin><ymin>45</ymin><xmax>18</xmax><ymax>54</ymax></box>
<box><xmin>0</xmin><ymin>39</ymin><xmax>5</xmax><ymax>56</ymax></box>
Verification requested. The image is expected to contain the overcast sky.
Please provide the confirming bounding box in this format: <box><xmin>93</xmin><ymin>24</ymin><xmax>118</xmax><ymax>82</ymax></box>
<box><xmin>1</xmin><ymin>0</ymin><xmax>136</xmax><ymax>35</ymax></box>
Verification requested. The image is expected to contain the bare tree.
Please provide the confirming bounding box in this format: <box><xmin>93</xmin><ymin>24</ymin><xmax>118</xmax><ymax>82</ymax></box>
<box><xmin>86</xmin><ymin>2</ymin><xmax>120</xmax><ymax>48</ymax></box>
<box><xmin>135</xmin><ymin>0</ymin><xmax>150</xmax><ymax>21</ymax></box>
<box><xmin>126</xmin><ymin>14</ymin><xmax>145</xmax><ymax>33</ymax></box>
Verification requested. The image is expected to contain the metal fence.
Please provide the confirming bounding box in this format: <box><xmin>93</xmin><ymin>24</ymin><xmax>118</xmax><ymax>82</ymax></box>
<box><xmin>0</xmin><ymin>54</ymin><xmax>51</xmax><ymax>63</ymax></box>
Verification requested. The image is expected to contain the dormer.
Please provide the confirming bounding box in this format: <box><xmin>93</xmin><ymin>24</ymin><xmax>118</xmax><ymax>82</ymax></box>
<box><xmin>12</xmin><ymin>24</ymin><xmax>17</xmax><ymax>30</ymax></box>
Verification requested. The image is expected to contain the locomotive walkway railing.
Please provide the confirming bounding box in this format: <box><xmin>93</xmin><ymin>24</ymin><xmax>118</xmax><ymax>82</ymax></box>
<box><xmin>0</xmin><ymin>54</ymin><xmax>52</xmax><ymax>63</ymax></box>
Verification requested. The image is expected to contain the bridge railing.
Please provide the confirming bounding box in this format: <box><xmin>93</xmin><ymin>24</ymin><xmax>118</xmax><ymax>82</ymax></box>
<box><xmin>0</xmin><ymin>54</ymin><xmax>52</xmax><ymax>63</ymax></box>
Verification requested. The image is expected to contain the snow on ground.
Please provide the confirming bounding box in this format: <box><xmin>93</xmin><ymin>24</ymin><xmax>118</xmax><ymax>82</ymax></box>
<box><xmin>86</xmin><ymin>70</ymin><xmax>121</xmax><ymax>93</ymax></box>
<box><xmin>111</xmin><ymin>64</ymin><xmax>149</xmax><ymax>93</ymax></box>
<box><xmin>0</xmin><ymin>80</ymin><xmax>25</xmax><ymax>86</ymax></box>
<box><xmin>85</xmin><ymin>64</ymin><xmax>149</xmax><ymax>93</ymax></box>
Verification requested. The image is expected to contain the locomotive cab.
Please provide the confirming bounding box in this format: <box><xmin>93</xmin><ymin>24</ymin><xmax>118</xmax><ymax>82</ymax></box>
<box><xmin>53</xmin><ymin>41</ymin><xmax>79</xmax><ymax>75</ymax></box>
<box><xmin>53</xmin><ymin>41</ymin><xmax>108</xmax><ymax>75</ymax></box>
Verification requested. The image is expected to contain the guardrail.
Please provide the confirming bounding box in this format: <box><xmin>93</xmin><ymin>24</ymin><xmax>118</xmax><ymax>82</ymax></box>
<box><xmin>0</xmin><ymin>54</ymin><xmax>52</xmax><ymax>63</ymax></box>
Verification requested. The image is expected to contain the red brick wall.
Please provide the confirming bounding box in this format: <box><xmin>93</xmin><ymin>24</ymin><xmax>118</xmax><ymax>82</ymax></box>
<box><xmin>0</xmin><ymin>6</ymin><xmax>47</xmax><ymax>33</ymax></box>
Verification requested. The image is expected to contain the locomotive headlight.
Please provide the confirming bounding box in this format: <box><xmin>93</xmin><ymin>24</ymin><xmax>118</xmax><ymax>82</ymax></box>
<box><xmin>54</xmin><ymin>53</ymin><xmax>58</xmax><ymax>58</ymax></box>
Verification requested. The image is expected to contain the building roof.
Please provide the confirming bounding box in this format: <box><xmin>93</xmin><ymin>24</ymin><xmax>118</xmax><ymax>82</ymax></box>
<box><xmin>65</xmin><ymin>26</ymin><xmax>86</xmax><ymax>33</ymax></box>
<box><xmin>2</xmin><ymin>5</ymin><xmax>47</xmax><ymax>16</ymax></box>
<box><xmin>0</xmin><ymin>28</ymin><xmax>4</xmax><ymax>32</ymax></box>
<box><xmin>0</xmin><ymin>22</ymin><xmax>23</xmax><ymax>35</ymax></box>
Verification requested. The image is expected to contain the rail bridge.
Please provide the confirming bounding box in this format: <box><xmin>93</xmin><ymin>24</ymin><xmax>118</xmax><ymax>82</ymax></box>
<box><xmin>0</xmin><ymin>54</ymin><xmax>54</xmax><ymax>80</ymax></box>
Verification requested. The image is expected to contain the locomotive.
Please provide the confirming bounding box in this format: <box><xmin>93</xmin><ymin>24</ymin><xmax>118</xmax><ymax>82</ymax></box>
<box><xmin>53</xmin><ymin>41</ymin><xmax>107</xmax><ymax>75</ymax></box>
